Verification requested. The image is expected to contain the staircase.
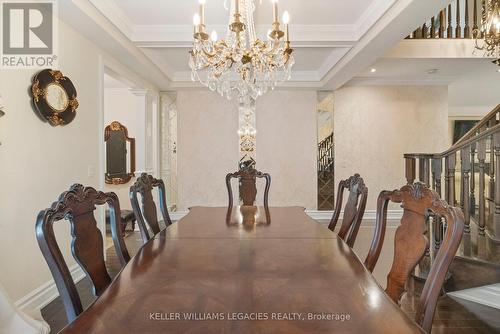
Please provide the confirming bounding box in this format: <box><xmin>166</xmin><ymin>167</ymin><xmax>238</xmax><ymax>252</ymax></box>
<box><xmin>404</xmin><ymin>105</ymin><xmax>500</xmax><ymax>270</ymax></box>
<box><xmin>407</xmin><ymin>0</ymin><xmax>483</xmax><ymax>40</ymax></box>
<box><xmin>318</xmin><ymin>133</ymin><xmax>334</xmax><ymax>210</ymax></box>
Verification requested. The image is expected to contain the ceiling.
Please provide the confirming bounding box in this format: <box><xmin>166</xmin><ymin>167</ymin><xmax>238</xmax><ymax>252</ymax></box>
<box><xmin>70</xmin><ymin>0</ymin><xmax>456</xmax><ymax>90</ymax></box>
<box><xmin>89</xmin><ymin>0</ymin><xmax>397</xmax><ymax>86</ymax></box>
<box><xmin>351</xmin><ymin>58</ymin><xmax>500</xmax><ymax>86</ymax></box>
<box><xmin>114</xmin><ymin>0</ymin><xmax>377</xmax><ymax>26</ymax></box>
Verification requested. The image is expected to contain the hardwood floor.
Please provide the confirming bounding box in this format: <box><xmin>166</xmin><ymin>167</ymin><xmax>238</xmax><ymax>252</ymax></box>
<box><xmin>41</xmin><ymin>225</ymin><xmax>500</xmax><ymax>334</ymax></box>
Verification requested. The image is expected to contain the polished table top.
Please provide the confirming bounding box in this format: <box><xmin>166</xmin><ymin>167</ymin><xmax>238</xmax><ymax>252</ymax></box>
<box><xmin>60</xmin><ymin>206</ymin><xmax>424</xmax><ymax>333</ymax></box>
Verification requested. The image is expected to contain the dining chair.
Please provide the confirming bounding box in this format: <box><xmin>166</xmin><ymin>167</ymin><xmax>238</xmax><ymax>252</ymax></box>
<box><xmin>225</xmin><ymin>167</ymin><xmax>271</xmax><ymax>208</ymax></box>
<box><xmin>130</xmin><ymin>173</ymin><xmax>172</xmax><ymax>243</ymax></box>
<box><xmin>328</xmin><ymin>173</ymin><xmax>368</xmax><ymax>247</ymax></box>
<box><xmin>364</xmin><ymin>182</ymin><xmax>464</xmax><ymax>333</ymax></box>
<box><xmin>35</xmin><ymin>184</ymin><xmax>130</xmax><ymax>322</ymax></box>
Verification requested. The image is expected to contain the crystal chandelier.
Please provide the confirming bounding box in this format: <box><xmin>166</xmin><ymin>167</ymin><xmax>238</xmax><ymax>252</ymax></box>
<box><xmin>474</xmin><ymin>0</ymin><xmax>500</xmax><ymax>65</ymax></box>
<box><xmin>189</xmin><ymin>0</ymin><xmax>294</xmax><ymax>101</ymax></box>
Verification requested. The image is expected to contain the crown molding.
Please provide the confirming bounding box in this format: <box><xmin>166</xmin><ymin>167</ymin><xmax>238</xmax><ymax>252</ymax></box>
<box><xmin>168</xmin><ymin>79</ymin><xmax>323</xmax><ymax>90</ymax></box>
<box><xmin>354</xmin><ymin>0</ymin><xmax>397</xmax><ymax>39</ymax></box>
<box><xmin>88</xmin><ymin>0</ymin><xmax>134</xmax><ymax>38</ymax></box>
<box><xmin>61</xmin><ymin>0</ymin><xmax>171</xmax><ymax>89</ymax></box>
<box><xmin>317</xmin><ymin>48</ymin><xmax>351</xmax><ymax>80</ymax></box>
<box><xmin>347</xmin><ymin>75</ymin><xmax>456</xmax><ymax>86</ymax></box>
<box><xmin>129</xmin><ymin>88</ymin><xmax>150</xmax><ymax>96</ymax></box>
<box><xmin>171</xmin><ymin>70</ymin><xmax>322</xmax><ymax>85</ymax></box>
<box><xmin>104</xmin><ymin>87</ymin><xmax>132</xmax><ymax>93</ymax></box>
<box><xmin>131</xmin><ymin>24</ymin><xmax>358</xmax><ymax>48</ymax></box>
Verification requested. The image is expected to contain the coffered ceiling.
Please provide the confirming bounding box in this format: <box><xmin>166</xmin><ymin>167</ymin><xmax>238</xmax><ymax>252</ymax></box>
<box><xmin>61</xmin><ymin>0</ymin><xmax>453</xmax><ymax>90</ymax></box>
<box><xmin>88</xmin><ymin>0</ymin><xmax>396</xmax><ymax>86</ymax></box>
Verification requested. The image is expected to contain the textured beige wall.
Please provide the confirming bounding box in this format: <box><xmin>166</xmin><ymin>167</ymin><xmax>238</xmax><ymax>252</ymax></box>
<box><xmin>256</xmin><ymin>91</ymin><xmax>317</xmax><ymax>209</ymax></box>
<box><xmin>334</xmin><ymin>86</ymin><xmax>449</xmax><ymax>210</ymax></box>
<box><xmin>0</xmin><ymin>22</ymin><xmax>101</xmax><ymax>301</ymax></box>
<box><xmin>0</xmin><ymin>20</ymin><xmax>157</xmax><ymax>303</ymax></box>
<box><xmin>176</xmin><ymin>90</ymin><xmax>317</xmax><ymax>210</ymax></box>
<box><xmin>177</xmin><ymin>91</ymin><xmax>239</xmax><ymax>210</ymax></box>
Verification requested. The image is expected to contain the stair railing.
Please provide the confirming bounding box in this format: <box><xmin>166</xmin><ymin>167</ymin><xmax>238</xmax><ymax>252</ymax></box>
<box><xmin>318</xmin><ymin>133</ymin><xmax>334</xmax><ymax>173</ymax></box>
<box><xmin>407</xmin><ymin>0</ymin><xmax>483</xmax><ymax>39</ymax></box>
<box><xmin>454</xmin><ymin>105</ymin><xmax>500</xmax><ymax>146</ymax></box>
<box><xmin>404</xmin><ymin>105</ymin><xmax>500</xmax><ymax>253</ymax></box>
<box><xmin>318</xmin><ymin>132</ymin><xmax>335</xmax><ymax>210</ymax></box>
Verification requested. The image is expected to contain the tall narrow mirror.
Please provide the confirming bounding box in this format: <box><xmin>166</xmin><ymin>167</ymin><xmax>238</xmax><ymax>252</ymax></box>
<box><xmin>105</xmin><ymin>121</ymin><xmax>136</xmax><ymax>184</ymax></box>
<box><xmin>317</xmin><ymin>92</ymin><xmax>334</xmax><ymax>210</ymax></box>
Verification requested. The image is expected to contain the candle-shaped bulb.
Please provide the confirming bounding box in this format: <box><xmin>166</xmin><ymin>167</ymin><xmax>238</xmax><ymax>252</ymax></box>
<box><xmin>267</xmin><ymin>28</ymin><xmax>272</xmax><ymax>40</ymax></box>
<box><xmin>271</xmin><ymin>0</ymin><xmax>278</xmax><ymax>22</ymax></box>
<box><xmin>210</xmin><ymin>30</ymin><xmax>218</xmax><ymax>42</ymax></box>
<box><xmin>193</xmin><ymin>13</ymin><xmax>201</xmax><ymax>26</ymax></box>
<box><xmin>282</xmin><ymin>11</ymin><xmax>290</xmax><ymax>24</ymax></box>
<box><xmin>283</xmin><ymin>11</ymin><xmax>290</xmax><ymax>41</ymax></box>
<box><xmin>199</xmin><ymin>0</ymin><xmax>206</xmax><ymax>26</ymax></box>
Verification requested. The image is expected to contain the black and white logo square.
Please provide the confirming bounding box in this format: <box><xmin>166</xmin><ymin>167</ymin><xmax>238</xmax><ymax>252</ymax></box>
<box><xmin>1</xmin><ymin>1</ymin><xmax>57</xmax><ymax>68</ymax></box>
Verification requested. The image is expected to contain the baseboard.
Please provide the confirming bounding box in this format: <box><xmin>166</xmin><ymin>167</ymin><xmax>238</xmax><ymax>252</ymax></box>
<box><xmin>170</xmin><ymin>209</ymin><xmax>404</xmax><ymax>223</ymax></box>
<box><xmin>305</xmin><ymin>209</ymin><xmax>404</xmax><ymax>222</ymax></box>
<box><xmin>15</xmin><ymin>264</ymin><xmax>86</xmax><ymax>312</ymax></box>
<box><xmin>170</xmin><ymin>211</ymin><xmax>188</xmax><ymax>221</ymax></box>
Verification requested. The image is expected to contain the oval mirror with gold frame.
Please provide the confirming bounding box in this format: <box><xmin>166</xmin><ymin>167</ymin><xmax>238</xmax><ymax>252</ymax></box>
<box><xmin>30</xmin><ymin>69</ymin><xmax>79</xmax><ymax>126</ymax></box>
<box><xmin>105</xmin><ymin>121</ymin><xmax>136</xmax><ymax>185</ymax></box>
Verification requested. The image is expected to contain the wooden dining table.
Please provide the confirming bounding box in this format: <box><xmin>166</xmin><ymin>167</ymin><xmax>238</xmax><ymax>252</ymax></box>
<box><xmin>60</xmin><ymin>206</ymin><xmax>424</xmax><ymax>333</ymax></box>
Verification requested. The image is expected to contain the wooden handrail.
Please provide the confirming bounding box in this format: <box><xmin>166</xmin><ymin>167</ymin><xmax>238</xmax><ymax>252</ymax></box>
<box><xmin>453</xmin><ymin>104</ymin><xmax>500</xmax><ymax>146</ymax></box>
<box><xmin>403</xmin><ymin>105</ymin><xmax>500</xmax><ymax>262</ymax></box>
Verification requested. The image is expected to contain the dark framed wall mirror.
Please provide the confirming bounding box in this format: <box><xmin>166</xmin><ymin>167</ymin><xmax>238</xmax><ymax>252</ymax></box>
<box><xmin>105</xmin><ymin>121</ymin><xmax>136</xmax><ymax>185</ymax></box>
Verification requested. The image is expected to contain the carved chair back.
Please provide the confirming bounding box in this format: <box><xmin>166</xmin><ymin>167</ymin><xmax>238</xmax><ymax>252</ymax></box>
<box><xmin>130</xmin><ymin>173</ymin><xmax>172</xmax><ymax>243</ymax></box>
<box><xmin>364</xmin><ymin>183</ymin><xmax>464</xmax><ymax>333</ymax></box>
<box><xmin>328</xmin><ymin>174</ymin><xmax>368</xmax><ymax>247</ymax></box>
<box><xmin>35</xmin><ymin>184</ymin><xmax>130</xmax><ymax>322</ymax></box>
<box><xmin>226</xmin><ymin>168</ymin><xmax>271</xmax><ymax>208</ymax></box>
